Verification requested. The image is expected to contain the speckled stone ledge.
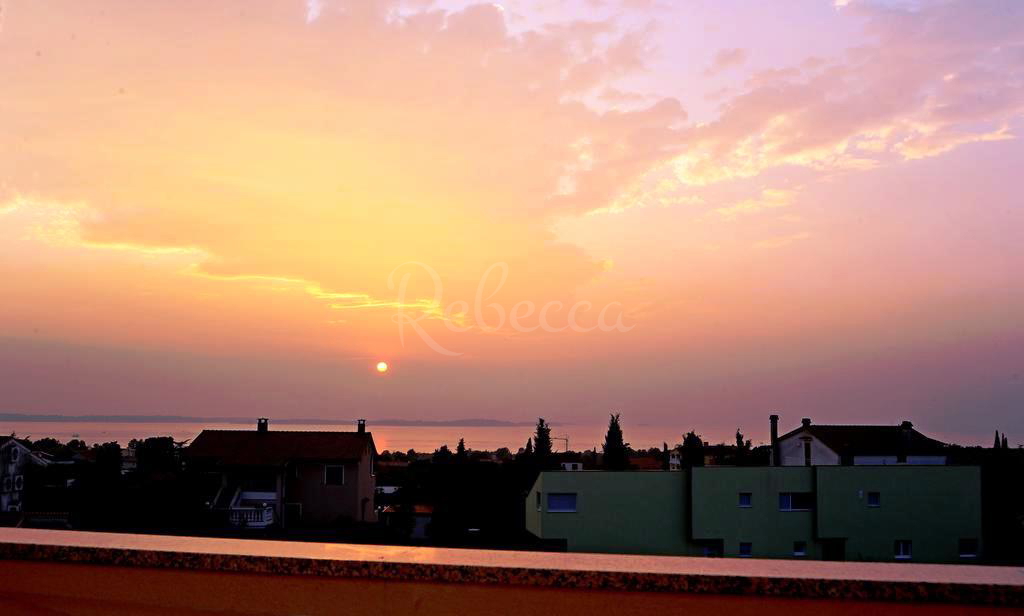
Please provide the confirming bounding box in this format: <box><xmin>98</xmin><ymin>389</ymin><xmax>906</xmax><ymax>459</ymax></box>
<box><xmin>1</xmin><ymin>529</ymin><xmax>1022</xmax><ymax>607</ymax></box>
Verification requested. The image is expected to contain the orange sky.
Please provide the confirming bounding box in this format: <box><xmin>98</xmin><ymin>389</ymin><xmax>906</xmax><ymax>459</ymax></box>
<box><xmin>1</xmin><ymin>0</ymin><xmax>1023</xmax><ymax>444</ymax></box>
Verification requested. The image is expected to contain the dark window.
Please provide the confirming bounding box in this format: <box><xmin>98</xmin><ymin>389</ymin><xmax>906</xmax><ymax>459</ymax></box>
<box><xmin>895</xmin><ymin>539</ymin><xmax>912</xmax><ymax>559</ymax></box>
<box><xmin>867</xmin><ymin>491</ymin><xmax>880</xmax><ymax>507</ymax></box>
<box><xmin>738</xmin><ymin>492</ymin><xmax>752</xmax><ymax>508</ymax></box>
<box><xmin>739</xmin><ymin>542</ymin><xmax>752</xmax><ymax>557</ymax></box>
<box><xmin>324</xmin><ymin>465</ymin><xmax>345</xmax><ymax>486</ymax></box>
<box><xmin>779</xmin><ymin>492</ymin><xmax>814</xmax><ymax>511</ymax></box>
<box><xmin>793</xmin><ymin>541</ymin><xmax>807</xmax><ymax>556</ymax></box>
<box><xmin>547</xmin><ymin>493</ymin><xmax>577</xmax><ymax>512</ymax></box>
<box><xmin>959</xmin><ymin>538</ymin><xmax>979</xmax><ymax>558</ymax></box>
<box><xmin>13</xmin><ymin>475</ymin><xmax>24</xmax><ymax>491</ymax></box>
<box><xmin>701</xmin><ymin>540</ymin><xmax>724</xmax><ymax>557</ymax></box>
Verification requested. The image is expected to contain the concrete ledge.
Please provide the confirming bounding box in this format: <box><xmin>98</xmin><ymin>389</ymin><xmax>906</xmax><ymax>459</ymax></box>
<box><xmin>1</xmin><ymin>529</ymin><xmax>1023</xmax><ymax>611</ymax></box>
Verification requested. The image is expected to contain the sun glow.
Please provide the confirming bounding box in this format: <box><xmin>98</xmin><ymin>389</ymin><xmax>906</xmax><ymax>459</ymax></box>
<box><xmin>376</xmin><ymin>361</ymin><xmax>389</xmax><ymax>374</ymax></box>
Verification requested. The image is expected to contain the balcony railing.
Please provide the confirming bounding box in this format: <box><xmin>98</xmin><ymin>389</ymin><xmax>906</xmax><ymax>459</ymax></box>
<box><xmin>227</xmin><ymin>505</ymin><xmax>274</xmax><ymax>528</ymax></box>
<box><xmin>0</xmin><ymin>529</ymin><xmax>1022</xmax><ymax>615</ymax></box>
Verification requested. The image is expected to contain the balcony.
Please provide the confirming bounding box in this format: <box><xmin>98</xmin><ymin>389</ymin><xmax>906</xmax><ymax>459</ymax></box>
<box><xmin>227</xmin><ymin>505</ymin><xmax>274</xmax><ymax>528</ymax></box>
<box><xmin>1</xmin><ymin>528</ymin><xmax>1022</xmax><ymax>615</ymax></box>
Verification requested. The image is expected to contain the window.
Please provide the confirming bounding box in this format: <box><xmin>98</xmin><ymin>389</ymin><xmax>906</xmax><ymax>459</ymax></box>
<box><xmin>793</xmin><ymin>541</ymin><xmax>807</xmax><ymax>557</ymax></box>
<box><xmin>738</xmin><ymin>492</ymin><xmax>752</xmax><ymax>508</ymax></box>
<box><xmin>547</xmin><ymin>493</ymin><xmax>577</xmax><ymax>512</ymax></box>
<box><xmin>959</xmin><ymin>538</ymin><xmax>979</xmax><ymax>558</ymax></box>
<box><xmin>739</xmin><ymin>542</ymin><xmax>752</xmax><ymax>557</ymax></box>
<box><xmin>701</xmin><ymin>540</ymin><xmax>723</xmax><ymax>557</ymax></box>
<box><xmin>13</xmin><ymin>475</ymin><xmax>24</xmax><ymax>491</ymax></box>
<box><xmin>10</xmin><ymin>447</ymin><xmax>18</xmax><ymax>462</ymax></box>
<box><xmin>779</xmin><ymin>492</ymin><xmax>814</xmax><ymax>511</ymax></box>
<box><xmin>1</xmin><ymin>477</ymin><xmax>10</xmax><ymax>493</ymax></box>
<box><xmin>867</xmin><ymin>491</ymin><xmax>880</xmax><ymax>507</ymax></box>
<box><xmin>535</xmin><ymin>491</ymin><xmax>541</xmax><ymax>511</ymax></box>
<box><xmin>324</xmin><ymin>464</ymin><xmax>345</xmax><ymax>486</ymax></box>
<box><xmin>894</xmin><ymin>539</ymin><xmax>912</xmax><ymax>560</ymax></box>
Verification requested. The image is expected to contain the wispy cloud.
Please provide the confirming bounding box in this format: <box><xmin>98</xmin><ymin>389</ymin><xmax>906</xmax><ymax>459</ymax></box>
<box><xmin>704</xmin><ymin>48</ymin><xmax>748</xmax><ymax>76</ymax></box>
<box><xmin>714</xmin><ymin>188</ymin><xmax>797</xmax><ymax>221</ymax></box>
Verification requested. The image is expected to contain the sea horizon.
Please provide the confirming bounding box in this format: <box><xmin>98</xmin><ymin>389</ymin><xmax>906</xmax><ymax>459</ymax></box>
<box><xmin>1</xmin><ymin>415</ymin><xmax>995</xmax><ymax>453</ymax></box>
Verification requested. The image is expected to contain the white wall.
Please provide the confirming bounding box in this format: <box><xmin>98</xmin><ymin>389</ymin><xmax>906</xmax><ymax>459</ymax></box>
<box><xmin>778</xmin><ymin>432</ymin><xmax>840</xmax><ymax>466</ymax></box>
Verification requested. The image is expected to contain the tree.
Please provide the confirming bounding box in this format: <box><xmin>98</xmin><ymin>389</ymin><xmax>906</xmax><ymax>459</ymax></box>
<box><xmin>534</xmin><ymin>418</ymin><xmax>552</xmax><ymax>458</ymax></box>
<box><xmin>455</xmin><ymin>438</ymin><xmax>467</xmax><ymax>462</ymax></box>
<box><xmin>524</xmin><ymin>438</ymin><xmax>534</xmax><ymax>456</ymax></box>
<box><xmin>494</xmin><ymin>447</ymin><xmax>512</xmax><ymax>461</ymax></box>
<box><xmin>602</xmin><ymin>413</ymin><xmax>629</xmax><ymax>470</ymax></box>
<box><xmin>432</xmin><ymin>444</ymin><xmax>453</xmax><ymax>464</ymax></box>
<box><xmin>681</xmin><ymin>431</ymin><xmax>705</xmax><ymax>467</ymax></box>
<box><xmin>995</xmin><ymin>430</ymin><xmax>1002</xmax><ymax>449</ymax></box>
<box><xmin>662</xmin><ymin>442</ymin><xmax>670</xmax><ymax>470</ymax></box>
<box><xmin>135</xmin><ymin>437</ymin><xmax>178</xmax><ymax>475</ymax></box>
<box><xmin>92</xmin><ymin>442</ymin><xmax>123</xmax><ymax>480</ymax></box>
<box><xmin>1003</xmin><ymin>434</ymin><xmax>1010</xmax><ymax>450</ymax></box>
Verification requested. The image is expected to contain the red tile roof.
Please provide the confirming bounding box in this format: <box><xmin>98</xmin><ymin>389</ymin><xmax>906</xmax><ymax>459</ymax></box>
<box><xmin>187</xmin><ymin>430</ymin><xmax>375</xmax><ymax>467</ymax></box>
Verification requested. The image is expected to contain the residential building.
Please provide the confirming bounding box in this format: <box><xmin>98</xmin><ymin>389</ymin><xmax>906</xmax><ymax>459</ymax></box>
<box><xmin>186</xmin><ymin>418</ymin><xmax>377</xmax><ymax>529</ymax></box>
<box><xmin>526</xmin><ymin>464</ymin><xmax>982</xmax><ymax>563</ymax></box>
<box><xmin>526</xmin><ymin>471</ymin><xmax>690</xmax><ymax>555</ymax></box>
<box><xmin>770</xmin><ymin>415</ymin><xmax>947</xmax><ymax>466</ymax></box>
<box><xmin>1</xmin><ymin>437</ymin><xmax>38</xmax><ymax>513</ymax></box>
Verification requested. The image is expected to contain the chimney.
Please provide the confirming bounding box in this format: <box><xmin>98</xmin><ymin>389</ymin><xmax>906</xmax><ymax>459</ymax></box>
<box><xmin>897</xmin><ymin>420</ymin><xmax>912</xmax><ymax>463</ymax></box>
<box><xmin>801</xmin><ymin>417</ymin><xmax>812</xmax><ymax>428</ymax></box>
<box><xmin>257</xmin><ymin>418</ymin><xmax>269</xmax><ymax>433</ymax></box>
<box><xmin>357</xmin><ymin>419</ymin><xmax>366</xmax><ymax>434</ymax></box>
<box><xmin>769</xmin><ymin>414</ymin><xmax>780</xmax><ymax>466</ymax></box>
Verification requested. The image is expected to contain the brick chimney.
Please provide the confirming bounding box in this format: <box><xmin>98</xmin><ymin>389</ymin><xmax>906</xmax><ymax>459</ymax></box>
<box><xmin>257</xmin><ymin>418</ymin><xmax>269</xmax><ymax>433</ymax></box>
<box><xmin>801</xmin><ymin>417</ymin><xmax>811</xmax><ymax>428</ymax></box>
<box><xmin>357</xmin><ymin>419</ymin><xmax>366</xmax><ymax>434</ymax></box>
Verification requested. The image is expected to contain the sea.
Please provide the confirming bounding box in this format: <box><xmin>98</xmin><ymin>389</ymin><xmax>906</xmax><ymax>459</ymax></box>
<box><xmin>0</xmin><ymin>420</ymin><xmax>696</xmax><ymax>453</ymax></box>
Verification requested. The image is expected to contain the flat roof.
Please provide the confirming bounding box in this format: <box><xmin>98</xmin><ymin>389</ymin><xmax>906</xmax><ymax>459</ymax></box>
<box><xmin>1</xmin><ymin>529</ymin><xmax>1022</xmax><ymax>606</ymax></box>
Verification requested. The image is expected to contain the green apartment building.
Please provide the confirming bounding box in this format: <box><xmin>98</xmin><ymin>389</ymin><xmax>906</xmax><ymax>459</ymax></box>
<box><xmin>525</xmin><ymin>465</ymin><xmax>982</xmax><ymax>563</ymax></box>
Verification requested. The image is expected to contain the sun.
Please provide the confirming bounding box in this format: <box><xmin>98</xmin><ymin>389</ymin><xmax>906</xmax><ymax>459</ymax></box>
<box><xmin>375</xmin><ymin>361</ymin><xmax>389</xmax><ymax>374</ymax></box>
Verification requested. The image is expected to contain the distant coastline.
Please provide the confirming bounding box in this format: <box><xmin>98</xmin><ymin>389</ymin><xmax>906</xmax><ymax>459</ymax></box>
<box><xmin>0</xmin><ymin>413</ymin><xmax>534</xmax><ymax>428</ymax></box>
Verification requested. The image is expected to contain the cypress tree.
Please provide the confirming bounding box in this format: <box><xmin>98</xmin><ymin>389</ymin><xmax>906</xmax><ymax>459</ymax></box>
<box><xmin>602</xmin><ymin>413</ymin><xmax>629</xmax><ymax>470</ymax></box>
<box><xmin>534</xmin><ymin>418</ymin><xmax>552</xmax><ymax>458</ymax></box>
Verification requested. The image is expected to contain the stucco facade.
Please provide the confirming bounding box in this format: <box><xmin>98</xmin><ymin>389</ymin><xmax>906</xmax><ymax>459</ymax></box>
<box><xmin>526</xmin><ymin>471</ymin><xmax>695</xmax><ymax>555</ymax></box>
<box><xmin>527</xmin><ymin>465</ymin><xmax>982</xmax><ymax>563</ymax></box>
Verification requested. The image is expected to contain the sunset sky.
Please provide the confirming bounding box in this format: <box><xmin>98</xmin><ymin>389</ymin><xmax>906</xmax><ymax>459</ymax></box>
<box><xmin>1</xmin><ymin>0</ymin><xmax>1022</xmax><ymax>445</ymax></box>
